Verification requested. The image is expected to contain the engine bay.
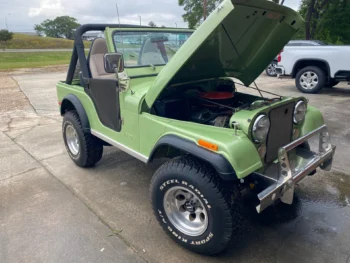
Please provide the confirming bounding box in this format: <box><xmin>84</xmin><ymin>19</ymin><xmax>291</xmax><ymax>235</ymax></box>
<box><xmin>151</xmin><ymin>79</ymin><xmax>280</xmax><ymax>128</ymax></box>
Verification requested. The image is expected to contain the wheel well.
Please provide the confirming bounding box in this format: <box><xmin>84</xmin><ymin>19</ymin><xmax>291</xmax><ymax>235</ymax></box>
<box><xmin>151</xmin><ymin>144</ymin><xmax>234</xmax><ymax>179</ymax></box>
<box><xmin>148</xmin><ymin>135</ymin><xmax>237</xmax><ymax>180</ymax></box>
<box><xmin>60</xmin><ymin>96</ymin><xmax>111</xmax><ymax>146</ymax></box>
<box><xmin>292</xmin><ymin>60</ymin><xmax>330</xmax><ymax>78</ymax></box>
<box><xmin>150</xmin><ymin>144</ymin><xmax>185</xmax><ymax>160</ymax></box>
<box><xmin>60</xmin><ymin>99</ymin><xmax>76</xmax><ymax>116</ymax></box>
<box><xmin>60</xmin><ymin>95</ymin><xmax>91</xmax><ymax>133</ymax></box>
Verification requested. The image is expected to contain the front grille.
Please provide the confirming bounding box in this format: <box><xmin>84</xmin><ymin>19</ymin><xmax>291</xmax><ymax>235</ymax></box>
<box><xmin>265</xmin><ymin>102</ymin><xmax>295</xmax><ymax>163</ymax></box>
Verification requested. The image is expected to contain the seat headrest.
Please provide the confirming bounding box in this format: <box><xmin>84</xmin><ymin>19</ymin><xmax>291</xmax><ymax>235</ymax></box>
<box><xmin>90</xmin><ymin>38</ymin><xmax>108</xmax><ymax>55</ymax></box>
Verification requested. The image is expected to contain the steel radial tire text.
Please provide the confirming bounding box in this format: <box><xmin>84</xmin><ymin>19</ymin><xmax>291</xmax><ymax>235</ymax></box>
<box><xmin>150</xmin><ymin>156</ymin><xmax>234</xmax><ymax>255</ymax></box>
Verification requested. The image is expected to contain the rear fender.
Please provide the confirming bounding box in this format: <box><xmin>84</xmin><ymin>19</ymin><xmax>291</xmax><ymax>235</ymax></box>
<box><xmin>60</xmin><ymin>94</ymin><xmax>90</xmax><ymax>132</ymax></box>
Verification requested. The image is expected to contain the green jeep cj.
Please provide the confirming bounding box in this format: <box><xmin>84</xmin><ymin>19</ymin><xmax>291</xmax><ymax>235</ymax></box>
<box><xmin>57</xmin><ymin>0</ymin><xmax>336</xmax><ymax>255</ymax></box>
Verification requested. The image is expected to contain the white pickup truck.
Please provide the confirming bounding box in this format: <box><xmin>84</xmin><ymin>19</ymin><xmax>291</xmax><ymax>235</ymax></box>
<box><xmin>276</xmin><ymin>41</ymin><xmax>350</xmax><ymax>93</ymax></box>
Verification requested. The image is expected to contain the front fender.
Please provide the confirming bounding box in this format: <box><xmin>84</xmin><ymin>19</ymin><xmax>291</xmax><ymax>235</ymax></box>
<box><xmin>140</xmin><ymin>114</ymin><xmax>263</xmax><ymax>180</ymax></box>
<box><xmin>153</xmin><ymin>122</ymin><xmax>263</xmax><ymax>179</ymax></box>
<box><xmin>300</xmin><ymin>105</ymin><xmax>324</xmax><ymax>136</ymax></box>
<box><xmin>148</xmin><ymin>134</ymin><xmax>236</xmax><ymax>180</ymax></box>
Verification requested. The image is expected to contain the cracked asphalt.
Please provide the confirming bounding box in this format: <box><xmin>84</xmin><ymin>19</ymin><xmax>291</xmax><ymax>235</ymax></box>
<box><xmin>1</xmin><ymin>70</ymin><xmax>350</xmax><ymax>263</ymax></box>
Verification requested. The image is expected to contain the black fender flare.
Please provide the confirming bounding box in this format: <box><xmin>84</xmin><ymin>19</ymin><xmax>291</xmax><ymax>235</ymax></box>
<box><xmin>148</xmin><ymin>134</ymin><xmax>236</xmax><ymax>180</ymax></box>
<box><xmin>60</xmin><ymin>94</ymin><xmax>90</xmax><ymax>132</ymax></box>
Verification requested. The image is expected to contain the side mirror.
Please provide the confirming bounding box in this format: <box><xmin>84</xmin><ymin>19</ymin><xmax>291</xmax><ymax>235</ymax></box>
<box><xmin>104</xmin><ymin>53</ymin><xmax>124</xmax><ymax>73</ymax></box>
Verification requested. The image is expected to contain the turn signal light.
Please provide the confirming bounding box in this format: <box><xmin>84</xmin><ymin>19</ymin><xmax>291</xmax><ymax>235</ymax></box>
<box><xmin>198</xmin><ymin>140</ymin><xmax>218</xmax><ymax>151</ymax></box>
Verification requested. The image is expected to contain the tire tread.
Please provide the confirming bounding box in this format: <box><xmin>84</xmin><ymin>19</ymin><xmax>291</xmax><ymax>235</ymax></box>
<box><xmin>150</xmin><ymin>156</ymin><xmax>236</xmax><ymax>255</ymax></box>
<box><xmin>63</xmin><ymin>111</ymin><xmax>103</xmax><ymax>167</ymax></box>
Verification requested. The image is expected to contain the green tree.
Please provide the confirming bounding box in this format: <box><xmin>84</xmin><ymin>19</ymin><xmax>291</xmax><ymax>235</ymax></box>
<box><xmin>148</xmin><ymin>21</ymin><xmax>157</xmax><ymax>27</ymax></box>
<box><xmin>298</xmin><ymin>0</ymin><xmax>350</xmax><ymax>44</ymax></box>
<box><xmin>0</xmin><ymin>29</ymin><xmax>13</xmax><ymax>50</ymax></box>
<box><xmin>34</xmin><ymin>16</ymin><xmax>80</xmax><ymax>39</ymax></box>
<box><xmin>316</xmin><ymin>0</ymin><xmax>350</xmax><ymax>43</ymax></box>
<box><xmin>178</xmin><ymin>0</ymin><xmax>223</xmax><ymax>29</ymax></box>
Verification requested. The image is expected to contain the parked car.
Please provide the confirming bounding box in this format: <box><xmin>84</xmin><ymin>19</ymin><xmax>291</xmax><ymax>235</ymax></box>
<box><xmin>265</xmin><ymin>40</ymin><xmax>328</xmax><ymax>77</ymax></box>
<box><xmin>276</xmin><ymin>40</ymin><xmax>350</xmax><ymax>93</ymax></box>
<box><xmin>57</xmin><ymin>0</ymin><xmax>335</xmax><ymax>255</ymax></box>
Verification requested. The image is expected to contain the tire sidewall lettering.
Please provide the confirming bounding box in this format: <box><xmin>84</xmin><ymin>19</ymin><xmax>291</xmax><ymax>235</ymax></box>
<box><xmin>157</xmin><ymin>178</ymin><xmax>215</xmax><ymax>246</ymax></box>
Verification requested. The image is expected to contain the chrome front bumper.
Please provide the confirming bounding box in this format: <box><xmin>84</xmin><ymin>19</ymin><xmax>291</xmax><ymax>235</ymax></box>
<box><xmin>255</xmin><ymin>124</ymin><xmax>336</xmax><ymax>213</ymax></box>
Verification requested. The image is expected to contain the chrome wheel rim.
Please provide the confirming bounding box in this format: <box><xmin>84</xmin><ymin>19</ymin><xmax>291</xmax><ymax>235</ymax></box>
<box><xmin>300</xmin><ymin>71</ymin><xmax>318</xmax><ymax>90</ymax></box>
<box><xmin>267</xmin><ymin>63</ymin><xmax>277</xmax><ymax>76</ymax></box>
<box><xmin>65</xmin><ymin>124</ymin><xmax>79</xmax><ymax>155</ymax></box>
<box><xmin>163</xmin><ymin>186</ymin><xmax>208</xmax><ymax>236</ymax></box>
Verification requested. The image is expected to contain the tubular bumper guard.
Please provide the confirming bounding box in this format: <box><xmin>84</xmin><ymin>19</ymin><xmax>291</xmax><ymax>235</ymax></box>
<box><xmin>256</xmin><ymin>124</ymin><xmax>336</xmax><ymax>213</ymax></box>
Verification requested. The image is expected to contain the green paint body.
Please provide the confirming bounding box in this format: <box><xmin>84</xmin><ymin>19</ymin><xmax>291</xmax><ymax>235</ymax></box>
<box><xmin>57</xmin><ymin>0</ymin><xmax>324</xmax><ymax>179</ymax></box>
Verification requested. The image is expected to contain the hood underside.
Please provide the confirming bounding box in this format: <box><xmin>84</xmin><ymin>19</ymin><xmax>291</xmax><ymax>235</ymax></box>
<box><xmin>145</xmin><ymin>0</ymin><xmax>304</xmax><ymax>107</ymax></box>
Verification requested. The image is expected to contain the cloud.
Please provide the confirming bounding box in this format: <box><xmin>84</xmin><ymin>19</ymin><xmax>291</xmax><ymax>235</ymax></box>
<box><xmin>28</xmin><ymin>0</ymin><xmax>63</xmax><ymax>17</ymax></box>
<box><xmin>28</xmin><ymin>8</ymin><xmax>41</xmax><ymax>17</ymax></box>
<box><xmin>1</xmin><ymin>0</ymin><xmax>301</xmax><ymax>32</ymax></box>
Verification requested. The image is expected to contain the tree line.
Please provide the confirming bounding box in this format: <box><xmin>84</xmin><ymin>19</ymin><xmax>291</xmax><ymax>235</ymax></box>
<box><xmin>179</xmin><ymin>0</ymin><xmax>350</xmax><ymax>44</ymax></box>
<box><xmin>32</xmin><ymin>16</ymin><xmax>162</xmax><ymax>39</ymax></box>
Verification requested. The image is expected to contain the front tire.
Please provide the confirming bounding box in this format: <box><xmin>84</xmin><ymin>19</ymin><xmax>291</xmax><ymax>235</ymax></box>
<box><xmin>295</xmin><ymin>66</ymin><xmax>326</xmax><ymax>94</ymax></box>
<box><xmin>150</xmin><ymin>156</ymin><xmax>234</xmax><ymax>255</ymax></box>
<box><xmin>62</xmin><ymin>111</ymin><xmax>103</xmax><ymax>167</ymax></box>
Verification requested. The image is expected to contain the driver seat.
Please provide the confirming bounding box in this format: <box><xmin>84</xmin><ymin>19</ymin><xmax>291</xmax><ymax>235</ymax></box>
<box><xmin>88</xmin><ymin>38</ymin><xmax>116</xmax><ymax>79</ymax></box>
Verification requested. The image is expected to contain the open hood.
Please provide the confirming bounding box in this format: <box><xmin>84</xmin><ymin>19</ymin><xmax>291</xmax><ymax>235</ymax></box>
<box><xmin>145</xmin><ymin>0</ymin><xmax>303</xmax><ymax>107</ymax></box>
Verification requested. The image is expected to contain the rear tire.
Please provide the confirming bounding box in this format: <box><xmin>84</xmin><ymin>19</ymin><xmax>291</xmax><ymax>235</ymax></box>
<box><xmin>295</xmin><ymin>66</ymin><xmax>326</xmax><ymax>94</ymax></box>
<box><xmin>62</xmin><ymin>111</ymin><xmax>103</xmax><ymax>167</ymax></box>
<box><xmin>265</xmin><ymin>61</ymin><xmax>277</xmax><ymax>77</ymax></box>
<box><xmin>150</xmin><ymin>156</ymin><xmax>235</xmax><ymax>255</ymax></box>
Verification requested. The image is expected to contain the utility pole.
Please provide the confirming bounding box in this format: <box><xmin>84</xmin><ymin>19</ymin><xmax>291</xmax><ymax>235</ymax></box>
<box><xmin>175</xmin><ymin>23</ymin><xmax>177</xmax><ymax>28</ymax></box>
<box><xmin>203</xmin><ymin>0</ymin><xmax>207</xmax><ymax>20</ymax></box>
<box><xmin>5</xmin><ymin>13</ymin><xmax>10</xmax><ymax>31</ymax></box>
<box><xmin>138</xmin><ymin>15</ymin><xmax>141</xmax><ymax>25</ymax></box>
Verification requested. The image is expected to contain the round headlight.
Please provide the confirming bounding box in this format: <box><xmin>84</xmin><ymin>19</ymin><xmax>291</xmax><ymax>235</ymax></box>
<box><xmin>252</xmin><ymin>115</ymin><xmax>270</xmax><ymax>143</ymax></box>
<box><xmin>294</xmin><ymin>101</ymin><xmax>307</xmax><ymax>124</ymax></box>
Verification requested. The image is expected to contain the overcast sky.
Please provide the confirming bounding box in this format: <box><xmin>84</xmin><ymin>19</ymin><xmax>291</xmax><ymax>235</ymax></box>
<box><xmin>1</xmin><ymin>0</ymin><xmax>301</xmax><ymax>32</ymax></box>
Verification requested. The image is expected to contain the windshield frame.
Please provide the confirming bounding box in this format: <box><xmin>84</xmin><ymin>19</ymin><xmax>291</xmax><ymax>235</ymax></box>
<box><xmin>112</xmin><ymin>30</ymin><xmax>193</xmax><ymax>69</ymax></box>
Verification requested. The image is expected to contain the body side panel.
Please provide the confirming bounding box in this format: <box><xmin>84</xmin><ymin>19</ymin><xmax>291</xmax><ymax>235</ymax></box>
<box><xmin>279</xmin><ymin>46</ymin><xmax>350</xmax><ymax>77</ymax></box>
<box><xmin>139</xmin><ymin>113</ymin><xmax>263</xmax><ymax>179</ymax></box>
<box><xmin>57</xmin><ymin>82</ymin><xmax>141</xmax><ymax>152</ymax></box>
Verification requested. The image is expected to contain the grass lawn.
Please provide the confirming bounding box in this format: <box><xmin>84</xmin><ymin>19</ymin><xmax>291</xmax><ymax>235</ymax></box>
<box><xmin>0</xmin><ymin>47</ymin><xmax>177</xmax><ymax>70</ymax></box>
<box><xmin>0</xmin><ymin>52</ymin><xmax>73</xmax><ymax>70</ymax></box>
<box><xmin>1</xmin><ymin>33</ymin><xmax>91</xmax><ymax>49</ymax></box>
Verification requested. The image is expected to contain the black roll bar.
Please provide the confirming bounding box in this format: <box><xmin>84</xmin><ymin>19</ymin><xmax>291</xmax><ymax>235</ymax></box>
<box><xmin>66</xmin><ymin>24</ymin><xmax>149</xmax><ymax>84</ymax></box>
